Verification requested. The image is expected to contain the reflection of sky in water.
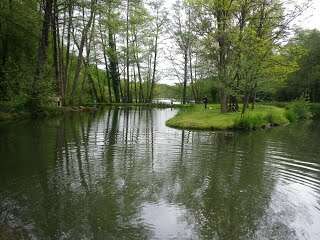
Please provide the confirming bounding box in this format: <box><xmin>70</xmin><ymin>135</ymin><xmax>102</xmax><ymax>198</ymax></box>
<box><xmin>142</xmin><ymin>200</ymin><xmax>197</xmax><ymax>240</ymax></box>
<box><xmin>254</xmin><ymin>141</ymin><xmax>320</xmax><ymax>240</ymax></box>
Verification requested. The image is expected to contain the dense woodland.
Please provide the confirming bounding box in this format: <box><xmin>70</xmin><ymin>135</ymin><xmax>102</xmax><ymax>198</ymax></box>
<box><xmin>0</xmin><ymin>0</ymin><xmax>319</xmax><ymax>113</ymax></box>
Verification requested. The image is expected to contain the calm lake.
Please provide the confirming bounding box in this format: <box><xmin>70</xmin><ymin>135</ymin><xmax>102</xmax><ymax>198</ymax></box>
<box><xmin>1</xmin><ymin>108</ymin><xmax>320</xmax><ymax>240</ymax></box>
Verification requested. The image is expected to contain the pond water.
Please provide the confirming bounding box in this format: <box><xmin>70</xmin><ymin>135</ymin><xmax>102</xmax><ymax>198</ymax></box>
<box><xmin>0</xmin><ymin>108</ymin><xmax>320</xmax><ymax>240</ymax></box>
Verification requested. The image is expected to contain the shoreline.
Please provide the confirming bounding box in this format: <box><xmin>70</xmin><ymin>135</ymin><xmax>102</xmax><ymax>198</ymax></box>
<box><xmin>0</xmin><ymin>102</ymin><xmax>183</xmax><ymax>123</ymax></box>
<box><xmin>165</xmin><ymin>104</ymin><xmax>290</xmax><ymax>131</ymax></box>
<box><xmin>0</xmin><ymin>106</ymin><xmax>98</xmax><ymax>123</ymax></box>
<box><xmin>1</xmin><ymin>102</ymin><xmax>319</xmax><ymax>129</ymax></box>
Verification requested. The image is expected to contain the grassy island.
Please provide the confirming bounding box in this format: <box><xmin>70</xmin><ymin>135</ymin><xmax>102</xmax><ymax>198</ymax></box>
<box><xmin>166</xmin><ymin>104</ymin><xmax>290</xmax><ymax>130</ymax></box>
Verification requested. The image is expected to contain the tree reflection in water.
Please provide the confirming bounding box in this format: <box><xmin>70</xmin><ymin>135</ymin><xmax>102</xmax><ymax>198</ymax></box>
<box><xmin>0</xmin><ymin>108</ymin><xmax>320</xmax><ymax>239</ymax></box>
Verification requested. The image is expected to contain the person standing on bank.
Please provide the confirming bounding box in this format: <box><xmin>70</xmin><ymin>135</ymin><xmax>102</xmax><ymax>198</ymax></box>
<box><xmin>202</xmin><ymin>96</ymin><xmax>208</xmax><ymax>109</ymax></box>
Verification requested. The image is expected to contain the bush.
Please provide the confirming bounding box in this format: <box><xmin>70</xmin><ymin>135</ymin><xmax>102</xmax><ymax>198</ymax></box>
<box><xmin>285</xmin><ymin>99</ymin><xmax>312</xmax><ymax>122</ymax></box>
<box><xmin>234</xmin><ymin>107</ymin><xmax>289</xmax><ymax>130</ymax></box>
<box><xmin>310</xmin><ymin>103</ymin><xmax>320</xmax><ymax>119</ymax></box>
<box><xmin>234</xmin><ymin>113</ymin><xmax>267</xmax><ymax>130</ymax></box>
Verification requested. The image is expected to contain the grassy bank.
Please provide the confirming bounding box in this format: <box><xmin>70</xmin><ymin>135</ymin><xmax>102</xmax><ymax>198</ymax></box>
<box><xmin>166</xmin><ymin>104</ymin><xmax>290</xmax><ymax>130</ymax></box>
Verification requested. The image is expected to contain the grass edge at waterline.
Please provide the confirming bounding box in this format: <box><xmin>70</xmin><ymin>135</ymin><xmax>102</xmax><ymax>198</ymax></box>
<box><xmin>165</xmin><ymin>104</ymin><xmax>293</xmax><ymax>131</ymax></box>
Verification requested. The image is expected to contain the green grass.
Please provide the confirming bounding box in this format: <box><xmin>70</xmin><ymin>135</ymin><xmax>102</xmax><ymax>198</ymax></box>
<box><xmin>166</xmin><ymin>104</ymin><xmax>289</xmax><ymax>130</ymax></box>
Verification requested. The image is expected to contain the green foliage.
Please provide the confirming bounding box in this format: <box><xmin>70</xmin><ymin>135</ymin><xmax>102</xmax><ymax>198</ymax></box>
<box><xmin>234</xmin><ymin>110</ymin><xmax>288</xmax><ymax>130</ymax></box>
<box><xmin>285</xmin><ymin>99</ymin><xmax>312</xmax><ymax>122</ymax></box>
<box><xmin>0</xmin><ymin>0</ymin><xmax>40</xmax><ymax>101</ymax></box>
<box><xmin>234</xmin><ymin>113</ymin><xmax>266</xmax><ymax>130</ymax></box>
<box><xmin>1</xmin><ymin>0</ymin><xmax>319</xmax><ymax>119</ymax></box>
<box><xmin>310</xmin><ymin>103</ymin><xmax>320</xmax><ymax>119</ymax></box>
<box><xmin>276</xmin><ymin>30</ymin><xmax>320</xmax><ymax>102</ymax></box>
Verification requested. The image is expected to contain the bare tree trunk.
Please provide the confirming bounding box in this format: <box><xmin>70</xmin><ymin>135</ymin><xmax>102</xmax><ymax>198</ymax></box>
<box><xmin>220</xmin><ymin>89</ymin><xmax>228</xmax><ymax>113</ymax></box>
<box><xmin>134</xmin><ymin>47</ymin><xmax>144</xmax><ymax>102</ymax></box>
<box><xmin>108</xmin><ymin>29</ymin><xmax>120</xmax><ymax>102</ymax></box>
<box><xmin>133</xmin><ymin>67</ymin><xmax>138</xmax><ymax>103</ymax></box>
<box><xmin>182</xmin><ymin>48</ymin><xmax>188</xmax><ymax>104</ymax></box>
<box><xmin>88</xmin><ymin>71</ymin><xmax>99</xmax><ymax>102</ymax></box>
<box><xmin>148</xmin><ymin>30</ymin><xmax>159</xmax><ymax>102</ymax></box>
<box><xmin>216</xmin><ymin>8</ymin><xmax>229</xmax><ymax>113</ymax></box>
<box><xmin>251</xmin><ymin>83</ymin><xmax>258</xmax><ymax>110</ymax></box>
<box><xmin>99</xmin><ymin>20</ymin><xmax>112</xmax><ymax>103</ymax></box>
<box><xmin>146</xmin><ymin>51</ymin><xmax>152</xmax><ymax>102</ymax></box>
<box><xmin>125</xmin><ymin>0</ymin><xmax>130</xmax><ymax>102</ymax></box>
<box><xmin>52</xmin><ymin>0</ymin><xmax>63</xmax><ymax>99</ymax></box>
<box><xmin>59</xmin><ymin>3</ymin><xmax>67</xmax><ymax>104</ymax></box>
<box><xmin>64</xmin><ymin>0</ymin><xmax>73</xmax><ymax>103</ymax></box>
<box><xmin>70</xmin><ymin>0</ymin><xmax>96</xmax><ymax>102</ymax></box>
<box><xmin>194</xmin><ymin>53</ymin><xmax>200</xmax><ymax>102</ymax></box>
<box><xmin>189</xmin><ymin>48</ymin><xmax>197</xmax><ymax>102</ymax></box>
<box><xmin>241</xmin><ymin>93</ymin><xmax>249</xmax><ymax>116</ymax></box>
<box><xmin>95</xmin><ymin>61</ymin><xmax>104</xmax><ymax>102</ymax></box>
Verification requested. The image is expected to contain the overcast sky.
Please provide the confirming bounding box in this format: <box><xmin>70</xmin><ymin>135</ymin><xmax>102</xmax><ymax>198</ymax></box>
<box><xmin>294</xmin><ymin>0</ymin><xmax>320</xmax><ymax>30</ymax></box>
<box><xmin>163</xmin><ymin>0</ymin><xmax>320</xmax><ymax>30</ymax></box>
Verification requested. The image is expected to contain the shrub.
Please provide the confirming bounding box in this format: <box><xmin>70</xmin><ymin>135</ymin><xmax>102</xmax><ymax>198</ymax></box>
<box><xmin>265</xmin><ymin>110</ymin><xmax>289</xmax><ymax>126</ymax></box>
<box><xmin>285</xmin><ymin>99</ymin><xmax>312</xmax><ymax>122</ymax></box>
<box><xmin>234</xmin><ymin>113</ymin><xmax>266</xmax><ymax>130</ymax></box>
<box><xmin>234</xmin><ymin>107</ymin><xmax>289</xmax><ymax>130</ymax></box>
<box><xmin>310</xmin><ymin>103</ymin><xmax>320</xmax><ymax>119</ymax></box>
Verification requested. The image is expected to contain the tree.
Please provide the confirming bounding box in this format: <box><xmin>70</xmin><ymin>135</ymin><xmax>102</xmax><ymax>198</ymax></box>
<box><xmin>70</xmin><ymin>0</ymin><xmax>97</xmax><ymax>103</ymax></box>
<box><xmin>187</xmin><ymin>0</ymin><xmax>308</xmax><ymax>113</ymax></box>
<box><xmin>171</xmin><ymin>0</ymin><xmax>194</xmax><ymax>104</ymax></box>
<box><xmin>31</xmin><ymin>0</ymin><xmax>53</xmax><ymax>109</ymax></box>
<box><xmin>0</xmin><ymin>0</ymin><xmax>39</xmax><ymax>102</ymax></box>
<box><xmin>146</xmin><ymin>0</ymin><xmax>167</xmax><ymax>102</ymax></box>
<box><xmin>276</xmin><ymin>29</ymin><xmax>320</xmax><ymax>102</ymax></box>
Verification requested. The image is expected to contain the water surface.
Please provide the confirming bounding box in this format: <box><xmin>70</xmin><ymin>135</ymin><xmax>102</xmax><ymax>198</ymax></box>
<box><xmin>0</xmin><ymin>108</ymin><xmax>320</xmax><ymax>239</ymax></box>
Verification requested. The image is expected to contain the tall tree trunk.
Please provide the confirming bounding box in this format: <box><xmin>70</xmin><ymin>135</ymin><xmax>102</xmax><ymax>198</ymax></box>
<box><xmin>133</xmin><ymin>67</ymin><xmax>138</xmax><ymax>103</ymax></box>
<box><xmin>251</xmin><ymin>83</ymin><xmax>258</xmax><ymax>110</ymax></box>
<box><xmin>241</xmin><ymin>93</ymin><xmax>249</xmax><ymax>116</ymax></box>
<box><xmin>146</xmin><ymin>51</ymin><xmax>152</xmax><ymax>101</ymax></box>
<box><xmin>94</xmin><ymin>45</ymin><xmax>104</xmax><ymax>102</ymax></box>
<box><xmin>125</xmin><ymin>0</ymin><xmax>130</xmax><ymax>102</ymax></box>
<box><xmin>95</xmin><ymin>62</ymin><xmax>103</xmax><ymax>102</ymax></box>
<box><xmin>182</xmin><ymin>48</ymin><xmax>188</xmax><ymax>104</ymax></box>
<box><xmin>108</xmin><ymin>29</ymin><xmax>120</xmax><ymax>102</ymax></box>
<box><xmin>88</xmin><ymin>71</ymin><xmax>99</xmax><ymax>102</ymax></box>
<box><xmin>189</xmin><ymin>48</ymin><xmax>197</xmax><ymax>102</ymax></box>
<box><xmin>99</xmin><ymin>21</ymin><xmax>112</xmax><ymax>103</ymax></box>
<box><xmin>0</xmin><ymin>0</ymin><xmax>12</xmax><ymax>100</ymax></box>
<box><xmin>31</xmin><ymin>0</ymin><xmax>53</xmax><ymax>108</ymax></box>
<box><xmin>64</xmin><ymin>0</ymin><xmax>73</xmax><ymax>103</ymax></box>
<box><xmin>52</xmin><ymin>0</ymin><xmax>63</xmax><ymax>99</ymax></box>
<box><xmin>59</xmin><ymin>3</ymin><xmax>66</xmax><ymax>104</ymax></box>
<box><xmin>70</xmin><ymin>0</ymin><xmax>96</xmax><ymax>102</ymax></box>
<box><xmin>220</xmin><ymin>89</ymin><xmax>228</xmax><ymax>113</ymax></box>
<box><xmin>133</xmin><ymin>32</ymin><xmax>144</xmax><ymax>102</ymax></box>
<box><xmin>216</xmin><ymin>8</ymin><xmax>229</xmax><ymax>113</ymax></box>
<box><xmin>148</xmin><ymin>30</ymin><xmax>159</xmax><ymax>102</ymax></box>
